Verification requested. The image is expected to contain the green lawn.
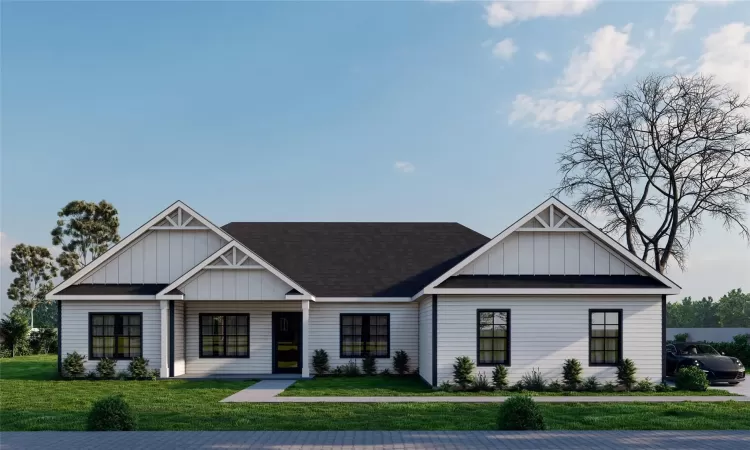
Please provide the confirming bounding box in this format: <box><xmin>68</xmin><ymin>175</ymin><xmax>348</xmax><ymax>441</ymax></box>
<box><xmin>2</xmin><ymin>356</ymin><xmax>748</xmax><ymax>431</ymax></box>
<box><xmin>279</xmin><ymin>375</ymin><xmax>736</xmax><ymax>397</ymax></box>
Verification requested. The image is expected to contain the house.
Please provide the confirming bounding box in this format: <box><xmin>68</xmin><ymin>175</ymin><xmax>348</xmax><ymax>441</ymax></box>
<box><xmin>46</xmin><ymin>198</ymin><xmax>680</xmax><ymax>386</ymax></box>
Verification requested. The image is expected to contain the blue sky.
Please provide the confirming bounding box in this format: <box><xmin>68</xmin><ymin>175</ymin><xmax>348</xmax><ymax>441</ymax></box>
<box><xmin>1</xmin><ymin>1</ymin><xmax>749</xmax><ymax>313</ymax></box>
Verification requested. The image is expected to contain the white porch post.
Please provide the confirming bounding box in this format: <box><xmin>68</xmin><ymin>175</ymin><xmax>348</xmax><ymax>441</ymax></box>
<box><xmin>160</xmin><ymin>300</ymin><xmax>170</xmax><ymax>378</ymax></box>
<box><xmin>301</xmin><ymin>300</ymin><xmax>310</xmax><ymax>378</ymax></box>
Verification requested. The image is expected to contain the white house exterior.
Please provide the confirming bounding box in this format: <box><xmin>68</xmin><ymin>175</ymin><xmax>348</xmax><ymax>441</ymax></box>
<box><xmin>47</xmin><ymin>198</ymin><xmax>680</xmax><ymax>385</ymax></box>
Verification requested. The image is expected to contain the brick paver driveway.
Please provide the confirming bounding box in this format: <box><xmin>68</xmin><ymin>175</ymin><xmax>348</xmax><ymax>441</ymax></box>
<box><xmin>2</xmin><ymin>430</ymin><xmax>749</xmax><ymax>449</ymax></box>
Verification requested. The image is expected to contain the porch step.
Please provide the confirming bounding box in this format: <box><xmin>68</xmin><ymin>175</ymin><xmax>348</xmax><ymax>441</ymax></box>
<box><xmin>220</xmin><ymin>380</ymin><xmax>296</xmax><ymax>402</ymax></box>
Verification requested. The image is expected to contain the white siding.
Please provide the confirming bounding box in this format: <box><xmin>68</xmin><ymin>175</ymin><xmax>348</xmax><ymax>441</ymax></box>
<box><xmin>462</xmin><ymin>232</ymin><xmax>643</xmax><ymax>276</ymax></box>
<box><xmin>80</xmin><ymin>230</ymin><xmax>225</xmax><ymax>285</ymax></box>
<box><xmin>436</xmin><ymin>296</ymin><xmax>662</xmax><ymax>384</ymax></box>
<box><xmin>60</xmin><ymin>300</ymin><xmax>161</xmax><ymax>373</ymax></box>
<box><xmin>173</xmin><ymin>300</ymin><xmax>186</xmax><ymax>376</ymax></box>
<box><xmin>184</xmin><ymin>301</ymin><xmax>301</xmax><ymax>375</ymax></box>
<box><xmin>418</xmin><ymin>297</ymin><xmax>433</xmax><ymax>385</ymax></box>
<box><xmin>180</xmin><ymin>269</ymin><xmax>291</xmax><ymax>300</ymax></box>
<box><xmin>308</xmin><ymin>302</ymin><xmax>419</xmax><ymax>373</ymax></box>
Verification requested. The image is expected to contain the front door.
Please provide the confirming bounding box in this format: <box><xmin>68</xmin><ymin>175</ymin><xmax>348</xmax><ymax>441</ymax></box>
<box><xmin>272</xmin><ymin>312</ymin><xmax>302</xmax><ymax>374</ymax></box>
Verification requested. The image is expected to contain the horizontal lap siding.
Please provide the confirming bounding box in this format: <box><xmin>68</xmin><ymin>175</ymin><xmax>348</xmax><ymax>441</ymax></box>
<box><xmin>174</xmin><ymin>301</ymin><xmax>186</xmax><ymax>376</ymax></box>
<box><xmin>308</xmin><ymin>303</ymin><xmax>419</xmax><ymax>373</ymax></box>
<box><xmin>418</xmin><ymin>298</ymin><xmax>433</xmax><ymax>384</ymax></box>
<box><xmin>60</xmin><ymin>301</ymin><xmax>161</xmax><ymax>373</ymax></box>
<box><xmin>436</xmin><ymin>296</ymin><xmax>661</xmax><ymax>384</ymax></box>
<box><xmin>184</xmin><ymin>301</ymin><xmax>301</xmax><ymax>375</ymax></box>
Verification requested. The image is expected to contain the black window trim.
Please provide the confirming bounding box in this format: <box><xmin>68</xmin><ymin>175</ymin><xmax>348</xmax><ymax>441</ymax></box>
<box><xmin>339</xmin><ymin>313</ymin><xmax>391</xmax><ymax>359</ymax></box>
<box><xmin>588</xmin><ymin>308</ymin><xmax>623</xmax><ymax>367</ymax></box>
<box><xmin>198</xmin><ymin>313</ymin><xmax>250</xmax><ymax>359</ymax></box>
<box><xmin>88</xmin><ymin>312</ymin><xmax>143</xmax><ymax>361</ymax></box>
<box><xmin>476</xmin><ymin>309</ymin><xmax>511</xmax><ymax>367</ymax></box>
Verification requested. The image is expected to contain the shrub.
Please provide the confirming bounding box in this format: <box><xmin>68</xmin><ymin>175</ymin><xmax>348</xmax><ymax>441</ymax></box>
<box><xmin>492</xmin><ymin>365</ymin><xmax>509</xmax><ymax>390</ymax></box>
<box><xmin>655</xmin><ymin>381</ymin><xmax>671</xmax><ymax>392</ymax></box>
<box><xmin>497</xmin><ymin>395</ymin><xmax>546</xmax><ymax>430</ymax></box>
<box><xmin>616</xmin><ymin>359</ymin><xmax>637</xmax><ymax>390</ymax></box>
<box><xmin>561</xmin><ymin>358</ymin><xmax>583</xmax><ymax>390</ymax></box>
<box><xmin>87</xmin><ymin>395</ymin><xmax>137</xmax><ymax>431</ymax></box>
<box><xmin>0</xmin><ymin>311</ymin><xmax>30</xmax><ymax>357</ymax></box>
<box><xmin>380</xmin><ymin>368</ymin><xmax>391</xmax><ymax>376</ymax></box>
<box><xmin>362</xmin><ymin>353</ymin><xmax>377</xmax><ymax>375</ymax></box>
<box><xmin>452</xmin><ymin>356</ymin><xmax>475</xmax><ymax>389</ymax></box>
<box><xmin>673</xmin><ymin>333</ymin><xmax>689</xmax><ymax>343</ymax></box>
<box><xmin>29</xmin><ymin>329</ymin><xmax>58</xmax><ymax>354</ymax></box>
<box><xmin>86</xmin><ymin>370</ymin><xmax>99</xmax><ymax>380</ymax></box>
<box><xmin>602</xmin><ymin>381</ymin><xmax>617</xmax><ymax>392</ymax></box>
<box><xmin>675</xmin><ymin>366</ymin><xmax>709</xmax><ymax>391</ymax></box>
<box><xmin>393</xmin><ymin>350</ymin><xmax>410</xmax><ymax>375</ymax></box>
<box><xmin>709</xmin><ymin>335</ymin><xmax>750</xmax><ymax>367</ymax></box>
<box><xmin>62</xmin><ymin>351</ymin><xmax>86</xmax><ymax>378</ymax></box>
<box><xmin>96</xmin><ymin>357</ymin><xmax>117</xmax><ymax>379</ymax></box>
<box><xmin>471</xmin><ymin>373</ymin><xmax>493</xmax><ymax>392</ymax></box>
<box><xmin>148</xmin><ymin>369</ymin><xmax>160</xmax><ymax>380</ymax></box>
<box><xmin>635</xmin><ymin>378</ymin><xmax>656</xmax><ymax>392</ymax></box>
<box><xmin>582</xmin><ymin>376</ymin><xmax>600</xmax><ymax>392</ymax></box>
<box><xmin>438</xmin><ymin>380</ymin><xmax>455</xmax><ymax>392</ymax></box>
<box><xmin>116</xmin><ymin>371</ymin><xmax>129</xmax><ymax>380</ymax></box>
<box><xmin>128</xmin><ymin>356</ymin><xmax>149</xmax><ymax>379</ymax></box>
<box><xmin>342</xmin><ymin>360</ymin><xmax>361</xmax><ymax>377</ymax></box>
<box><xmin>547</xmin><ymin>379</ymin><xmax>564</xmax><ymax>392</ymax></box>
<box><xmin>312</xmin><ymin>349</ymin><xmax>330</xmax><ymax>375</ymax></box>
<box><xmin>519</xmin><ymin>368</ymin><xmax>546</xmax><ymax>391</ymax></box>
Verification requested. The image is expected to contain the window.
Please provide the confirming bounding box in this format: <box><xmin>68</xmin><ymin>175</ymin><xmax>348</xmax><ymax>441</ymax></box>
<box><xmin>477</xmin><ymin>310</ymin><xmax>510</xmax><ymax>366</ymax></box>
<box><xmin>199</xmin><ymin>314</ymin><xmax>249</xmax><ymax>358</ymax></box>
<box><xmin>589</xmin><ymin>309</ymin><xmax>622</xmax><ymax>365</ymax></box>
<box><xmin>340</xmin><ymin>314</ymin><xmax>389</xmax><ymax>358</ymax></box>
<box><xmin>89</xmin><ymin>313</ymin><xmax>142</xmax><ymax>360</ymax></box>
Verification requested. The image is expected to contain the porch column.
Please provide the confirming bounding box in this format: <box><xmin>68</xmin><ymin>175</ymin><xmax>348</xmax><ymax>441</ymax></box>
<box><xmin>301</xmin><ymin>300</ymin><xmax>310</xmax><ymax>378</ymax></box>
<box><xmin>160</xmin><ymin>300</ymin><xmax>170</xmax><ymax>378</ymax></box>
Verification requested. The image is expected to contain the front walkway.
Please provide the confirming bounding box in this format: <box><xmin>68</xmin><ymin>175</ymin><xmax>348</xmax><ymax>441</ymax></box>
<box><xmin>220</xmin><ymin>380</ymin><xmax>296</xmax><ymax>402</ymax></box>
<box><xmin>3</xmin><ymin>431</ymin><xmax>749</xmax><ymax>449</ymax></box>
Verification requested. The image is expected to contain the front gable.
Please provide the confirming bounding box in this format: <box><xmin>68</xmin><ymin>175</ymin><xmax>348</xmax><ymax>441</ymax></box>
<box><xmin>422</xmin><ymin>198</ymin><xmax>680</xmax><ymax>296</ymax></box>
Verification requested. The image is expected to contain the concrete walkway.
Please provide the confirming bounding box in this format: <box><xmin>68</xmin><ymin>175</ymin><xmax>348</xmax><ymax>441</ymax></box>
<box><xmin>220</xmin><ymin>379</ymin><xmax>296</xmax><ymax>402</ymax></box>
<box><xmin>242</xmin><ymin>394</ymin><xmax>749</xmax><ymax>403</ymax></box>
<box><xmin>3</xmin><ymin>430</ymin><xmax>749</xmax><ymax>449</ymax></box>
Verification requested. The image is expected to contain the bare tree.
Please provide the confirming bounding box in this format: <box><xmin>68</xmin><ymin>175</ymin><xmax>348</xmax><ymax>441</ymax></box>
<box><xmin>555</xmin><ymin>74</ymin><xmax>750</xmax><ymax>273</ymax></box>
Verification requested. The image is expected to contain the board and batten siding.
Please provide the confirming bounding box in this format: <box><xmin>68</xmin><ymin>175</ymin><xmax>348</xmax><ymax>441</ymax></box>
<box><xmin>180</xmin><ymin>269</ymin><xmax>291</xmax><ymax>301</ymax></box>
<box><xmin>459</xmin><ymin>231</ymin><xmax>642</xmax><ymax>276</ymax></box>
<box><xmin>173</xmin><ymin>300</ymin><xmax>186</xmax><ymax>377</ymax></box>
<box><xmin>307</xmin><ymin>302</ymin><xmax>419</xmax><ymax>373</ymax></box>
<box><xmin>184</xmin><ymin>301</ymin><xmax>301</xmax><ymax>375</ymax></box>
<box><xmin>418</xmin><ymin>297</ymin><xmax>433</xmax><ymax>385</ymax></box>
<box><xmin>436</xmin><ymin>296</ymin><xmax>662</xmax><ymax>384</ymax></box>
<box><xmin>80</xmin><ymin>230</ymin><xmax>226</xmax><ymax>285</ymax></box>
<box><xmin>60</xmin><ymin>301</ymin><xmax>162</xmax><ymax>373</ymax></box>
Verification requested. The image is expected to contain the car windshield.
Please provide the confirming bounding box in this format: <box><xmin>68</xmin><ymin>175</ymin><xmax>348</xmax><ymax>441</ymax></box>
<box><xmin>675</xmin><ymin>344</ymin><xmax>719</xmax><ymax>356</ymax></box>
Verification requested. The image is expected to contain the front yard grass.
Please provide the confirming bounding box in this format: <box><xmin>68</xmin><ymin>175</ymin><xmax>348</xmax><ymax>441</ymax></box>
<box><xmin>2</xmin><ymin>356</ymin><xmax>748</xmax><ymax>431</ymax></box>
<box><xmin>279</xmin><ymin>375</ymin><xmax>736</xmax><ymax>397</ymax></box>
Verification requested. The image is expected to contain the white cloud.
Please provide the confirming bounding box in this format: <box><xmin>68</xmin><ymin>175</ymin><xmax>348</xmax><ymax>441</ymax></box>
<box><xmin>535</xmin><ymin>51</ymin><xmax>552</xmax><ymax>62</ymax></box>
<box><xmin>492</xmin><ymin>38</ymin><xmax>518</xmax><ymax>60</ymax></box>
<box><xmin>486</xmin><ymin>0</ymin><xmax>598</xmax><ymax>27</ymax></box>
<box><xmin>698</xmin><ymin>22</ymin><xmax>750</xmax><ymax>97</ymax></box>
<box><xmin>393</xmin><ymin>161</ymin><xmax>415</xmax><ymax>173</ymax></box>
<box><xmin>508</xmin><ymin>95</ymin><xmax>583</xmax><ymax>128</ymax></box>
<box><xmin>666</xmin><ymin>3</ymin><xmax>699</xmax><ymax>32</ymax></box>
<box><xmin>557</xmin><ymin>24</ymin><xmax>644</xmax><ymax>97</ymax></box>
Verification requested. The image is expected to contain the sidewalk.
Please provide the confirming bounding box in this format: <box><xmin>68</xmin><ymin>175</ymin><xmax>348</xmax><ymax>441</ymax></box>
<box><xmin>3</xmin><ymin>430</ymin><xmax>749</xmax><ymax>449</ymax></box>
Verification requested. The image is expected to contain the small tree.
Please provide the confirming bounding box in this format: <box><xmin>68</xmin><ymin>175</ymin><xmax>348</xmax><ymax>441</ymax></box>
<box><xmin>62</xmin><ymin>351</ymin><xmax>86</xmax><ymax>378</ymax></box>
<box><xmin>96</xmin><ymin>357</ymin><xmax>117</xmax><ymax>379</ymax></box>
<box><xmin>392</xmin><ymin>350</ymin><xmax>410</xmax><ymax>375</ymax></box>
<box><xmin>312</xmin><ymin>349</ymin><xmax>330</xmax><ymax>375</ymax></box>
<box><xmin>453</xmin><ymin>356</ymin><xmax>475</xmax><ymax>389</ymax></box>
<box><xmin>128</xmin><ymin>357</ymin><xmax>150</xmax><ymax>379</ymax></box>
<box><xmin>7</xmin><ymin>244</ymin><xmax>58</xmax><ymax>329</ymax></box>
<box><xmin>492</xmin><ymin>365</ymin><xmax>509</xmax><ymax>390</ymax></box>
<box><xmin>617</xmin><ymin>358</ymin><xmax>637</xmax><ymax>390</ymax></box>
<box><xmin>0</xmin><ymin>311</ymin><xmax>30</xmax><ymax>357</ymax></box>
<box><xmin>362</xmin><ymin>353</ymin><xmax>377</xmax><ymax>376</ymax></box>
<box><xmin>561</xmin><ymin>358</ymin><xmax>583</xmax><ymax>390</ymax></box>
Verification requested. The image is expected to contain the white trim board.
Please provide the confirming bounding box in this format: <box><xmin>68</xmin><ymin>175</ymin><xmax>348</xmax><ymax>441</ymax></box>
<box><xmin>314</xmin><ymin>297</ymin><xmax>413</xmax><ymax>303</ymax></box>
<box><xmin>427</xmin><ymin>288</ymin><xmax>679</xmax><ymax>296</ymax></box>
<box><xmin>414</xmin><ymin>197</ymin><xmax>681</xmax><ymax>300</ymax></box>
<box><xmin>45</xmin><ymin>295</ymin><xmax>184</xmax><ymax>301</ymax></box>
<box><xmin>155</xmin><ymin>241</ymin><xmax>313</xmax><ymax>299</ymax></box>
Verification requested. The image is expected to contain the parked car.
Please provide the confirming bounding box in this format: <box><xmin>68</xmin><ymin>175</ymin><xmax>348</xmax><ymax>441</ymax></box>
<box><xmin>666</xmin><ymin>342</ymin><xmax>746</xmax><ymax>385</ymax></box>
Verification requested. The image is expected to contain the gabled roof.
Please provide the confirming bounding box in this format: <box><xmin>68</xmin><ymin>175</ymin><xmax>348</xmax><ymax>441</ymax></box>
<box><xmin>437</xmin><ymin>275</ymin><xmax>668</xmax><ymax>289</ymax></box>
<box><xmin>222</xmin><ymin>222</ymin><xmax>489</xmax><ymax>297</ymax></box>
<box><xmin>57</xmin><ymin>284</ymin><xmax>182</xmax><ymax>296</ymax></box>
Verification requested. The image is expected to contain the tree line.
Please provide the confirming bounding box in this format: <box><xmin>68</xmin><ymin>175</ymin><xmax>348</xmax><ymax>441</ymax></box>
<box><xmin>667</xmin><ymin>289</ymin><xmax>750</xmax><ymax>328</ymax></box>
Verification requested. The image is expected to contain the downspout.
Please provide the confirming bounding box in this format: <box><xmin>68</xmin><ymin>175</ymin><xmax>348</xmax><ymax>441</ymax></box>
<box><xmin>432</xmin><ymin>294</ymin><xmax>438</xmax><ymax>387</ymax></box>
<box><xmin>662</xmin><ymin>294</ymin><xmax>667</xmax><ymax>383</ymax></box>
<box><xmin>57</xmin><ymin>300</ymin><xmax>62</xmax><ymax>376</ymax></box>
<box><xmin>169</xmin><ymin>300</ymin><xmax>175</xmax><ymax>378</ymax></box>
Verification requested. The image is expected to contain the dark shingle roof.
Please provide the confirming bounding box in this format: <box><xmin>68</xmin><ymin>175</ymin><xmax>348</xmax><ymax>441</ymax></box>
<box><xmin>57</xmin><ymin>284</ymin><xmax>182</xmax><ymax>296</ymax></box>
<box><xmin>222</xmin><ymin>222</ymin><xmax>490</xmax><ymax>297</ymax></box>
<box><xmin>436</xmin><ymin>275</ymin><xmax>667</xmax><ymax>289</ymax></box>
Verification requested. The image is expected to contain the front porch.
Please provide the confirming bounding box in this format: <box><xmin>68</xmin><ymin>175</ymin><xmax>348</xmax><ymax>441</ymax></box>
<box><xmin>164</xmin><ymin>300</ymin><xmax>311</xmax><ymax>379</ymax></box>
